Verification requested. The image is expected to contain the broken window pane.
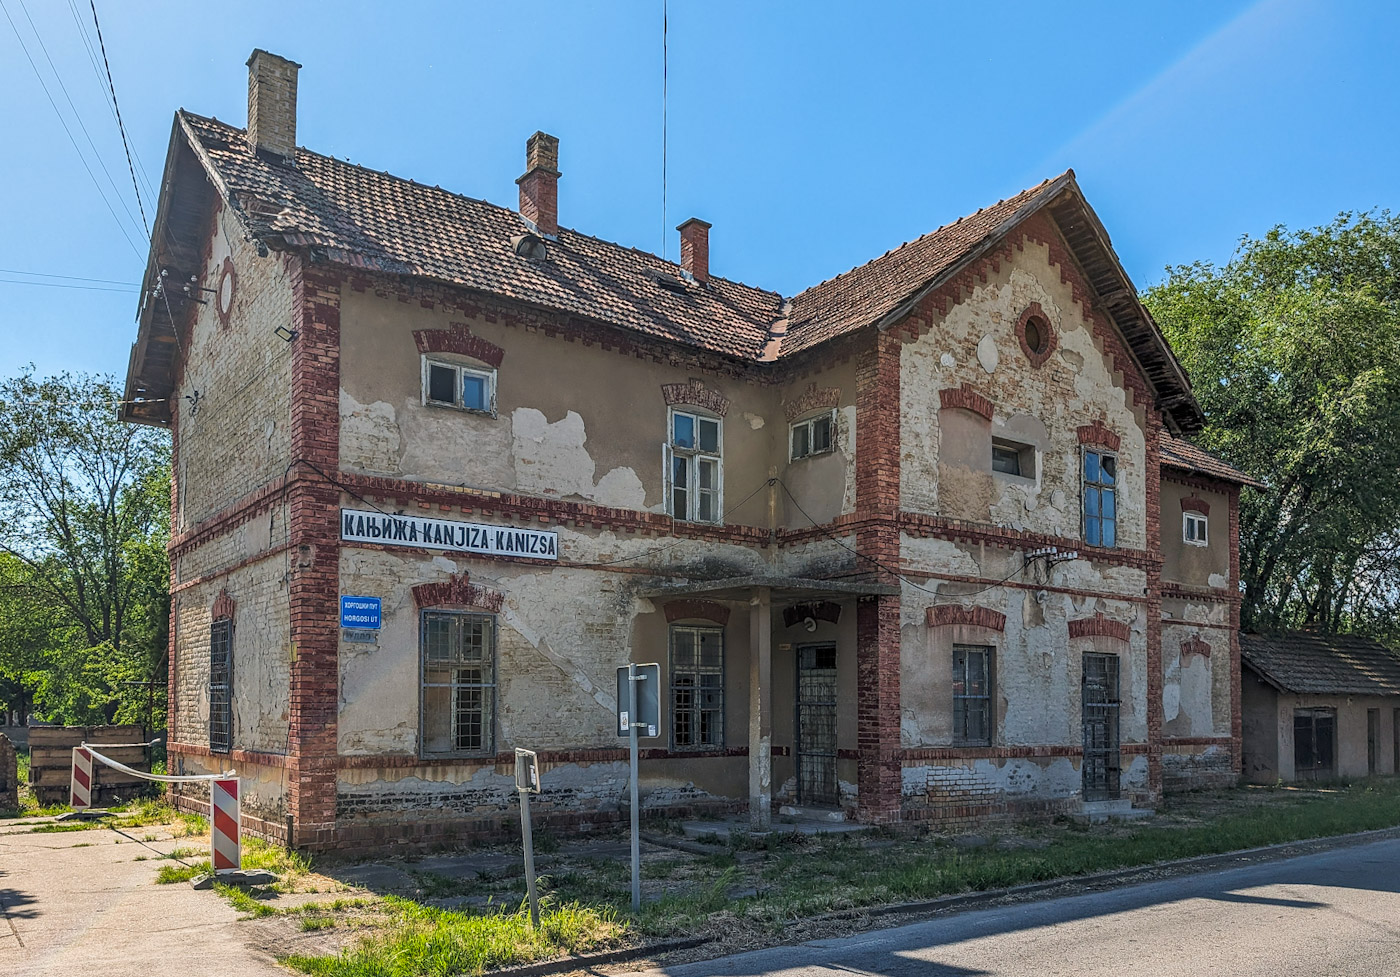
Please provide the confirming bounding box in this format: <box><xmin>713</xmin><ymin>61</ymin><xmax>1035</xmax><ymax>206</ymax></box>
<box><xmin>428</xmin><ymin>363</ymin><xmax>457</xmax><ymax>404</ymax></box>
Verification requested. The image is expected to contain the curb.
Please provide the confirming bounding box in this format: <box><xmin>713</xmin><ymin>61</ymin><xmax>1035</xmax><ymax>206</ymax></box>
<box><xmin>487</xmin><ymin>938</ymin><xmax>711</xmax><ymax>977</ymax></box>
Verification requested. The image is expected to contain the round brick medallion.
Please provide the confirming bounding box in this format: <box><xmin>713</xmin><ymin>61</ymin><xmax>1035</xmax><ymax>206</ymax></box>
<box><xmin>215</xmin><ymin>256</ymin><xmax>237</xmax><ymax>327</ymax></box>
<box><xmin>1016</xmin><ymin>302</ymin><xmax>1056</xmax><ymax>368</ymax></box>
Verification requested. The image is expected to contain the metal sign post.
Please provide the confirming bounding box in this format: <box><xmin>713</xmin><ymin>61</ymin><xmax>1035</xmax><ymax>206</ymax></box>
<box><xmin>515</xmin><ymin>748</ymin><xmax>541</xmax><ymax>928</ymax></box>
<box><xmin>616</xmin><ymin>662</ymin><xmax>660</xmax><ymax>912</ymax></box>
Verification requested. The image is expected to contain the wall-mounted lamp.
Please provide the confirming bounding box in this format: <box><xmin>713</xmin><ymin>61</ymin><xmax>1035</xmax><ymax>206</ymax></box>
<box><xmin>273</xmin><ymin>325</ymin><xmax>298</xmax><ymax>343</ymax></box>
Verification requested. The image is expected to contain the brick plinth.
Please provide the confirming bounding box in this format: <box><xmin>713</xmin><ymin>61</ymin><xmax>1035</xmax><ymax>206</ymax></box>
<box><xmin>287</xmin><ymin>258</ymin><xmax>342</xmax><ymax>847</ymax></box>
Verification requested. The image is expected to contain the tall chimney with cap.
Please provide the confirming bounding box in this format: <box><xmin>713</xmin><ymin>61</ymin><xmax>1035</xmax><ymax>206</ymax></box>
<box><xmin>517</xmin><ymin>132</ymin><xmax>561</xmax><ymax>236</ymax></box>
<box><xmin>677</xmin><ymin>218</ymin><xmax>711</xmax><ymax>284</ymax></box>
<box><xmin>246</xmin><ymin>49</ymin><xmax>301</xmax><ymax>160</ymax></box>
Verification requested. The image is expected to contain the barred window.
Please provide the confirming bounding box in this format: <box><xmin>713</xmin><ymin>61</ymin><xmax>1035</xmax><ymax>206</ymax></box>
<box><xmin>952</xmin><ymin>644</ymin><xmax>992</xmax><ymax>746</ymax></box>
<box><xmin>209</xmin><ymin>618</ymin><xmax>233</xmax><ymax>754</ymax></box>
<box><xmin>670</xmin><ymin>626</ymin><xmax>724</xmax><ymax>749</ymax></box>
<box><xmin>421</xmin><ymin>611</ymin><xmax>496</xmax><ymax>757</ymax></box>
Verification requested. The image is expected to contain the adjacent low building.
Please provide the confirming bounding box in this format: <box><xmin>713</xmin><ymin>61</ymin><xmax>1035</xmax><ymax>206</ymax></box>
<box><xmin>122</xmin><ymin>51</ymin><xmax>1258</xmax><ymax>850</ymax></box>
<box><xmin>1241</xmin><ymin>631</ymin><xmax>1400</xmax><ymax>783</ymax></box>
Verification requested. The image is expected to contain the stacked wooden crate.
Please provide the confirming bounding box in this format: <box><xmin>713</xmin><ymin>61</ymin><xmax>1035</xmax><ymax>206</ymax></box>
<box><xmin>28</xmin><ymin>725</ymin><xmax>152</xmax><ymax>806</ymax></box>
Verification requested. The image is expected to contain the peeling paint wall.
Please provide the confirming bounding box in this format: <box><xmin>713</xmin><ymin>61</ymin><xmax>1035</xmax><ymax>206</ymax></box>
<box><xmin>1160</xmin><ymin>620</ymin><xmax>1231</xmax><ymax>739</ymax></box>
<box><xmin>1160</xmin><ymin>481</ymin><xmax>1230</xmax><ymax>588</ymax></box>
<box><xmin>899</xmin><ymin>241</ymin><xmax>1146</xmax><ymax>547</ymax></box>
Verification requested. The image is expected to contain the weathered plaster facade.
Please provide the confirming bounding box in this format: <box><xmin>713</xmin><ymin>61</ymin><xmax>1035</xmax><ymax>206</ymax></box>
<box><xmin>125</xmin><ymin>52</ymin><xmax>1256</xmax><ymax>850</ymax></box>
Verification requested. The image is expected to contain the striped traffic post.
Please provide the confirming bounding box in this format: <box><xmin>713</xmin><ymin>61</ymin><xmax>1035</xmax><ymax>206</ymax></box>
<box><xmin>211</xmin><ymin>777</ymin><xmax>241</xmax><ymax>873</ymax></box>
<box><xmin>70</xmin><ymin>747</ymin><xmax>94</xmax><ymax>810</ymax></box>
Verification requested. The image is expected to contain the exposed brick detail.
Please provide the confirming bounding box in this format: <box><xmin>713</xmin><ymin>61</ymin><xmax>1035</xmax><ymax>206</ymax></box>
<box><xmin>938</xmin><ymin>383</ymin><xmax>994</xmax><ymax>421</ymax></box>
<box><xmin>411</xmin><ymin>573</ymin><xmax>506</xmax><ymax>612</ymax></box>
<box><xmin>1180</xmin><ymin>636</ymin><xmax>1212</xmax><ymax>659</ymax></box>
<box><xmin>663</xmin><ymin>599</ymin><xmax>731</xmax><ymax>626</ymax></box>
<box><xmin>211</xmin><ymin>589</ymin><xmax>236</xmax><ymax>621</ymax></box>
<box><xmin>899</xmin><ymin>511</ymin><xmax>1159</xmax><ymax>572</ymax></box>
<box><xmin>677</xmin><ymin>218</ymin><xmax>711</xmax><ymax>284</ymax></box>
<box><xmin>1015</xmin><ymin>301</ymin><xmax>1057</xmax><ymax>368</ymax></box>
<box><xmin>516</xmin><ymin>131</ymin><xmax>560</xmax><ymax>236</ymax></box>
<box><xmin>781</xmin><ymin>601</ymin><xmax>841</xmax><ymax>628</ymax></box>
<box><xmin>856</xmin><ymin>595</ymin><xmax>901</xmax><ymax>823</ymax></box>
<box><xmin>413</xmin><ymin>325</ymin><xmax>506</xmax><ymax>367</ymax></box>
<box><xmin>1067</xmin><ymin>613</ymin><xmax>1131</xmax><ymax>643</ymax></box>
<box><xmin>1228</xmin><ymin>487</ymin><xmax>1243</xmax><ymax>777</ymax></box>
<box><xmin>1076</xmin><ymin>419</ymin><xmax>1121</xmax><ymax>452</ymax></box>
<box><xmin>1179</xmin><ymin>495</ymin><xmax>1211</xmax><ymax>516</ymax></box>
<box><xmin>783</xmin><ymin>382</ymin><xmax>841</xmax><ymax>422</ymax></box>
<box><xmin>660</xmin><ymin>378</ymin><xmax>730</xmax><ymax>416</ymax></box>
<box><xmin>286</xmin><ymin>257</ymin><xmax>342</xmax><ymax>848</ymax></box>
<box><xmin>926</xmin><ymin>605</ymin><xmax>1006</xmax><ymax>631</ymax></box>
<box><xmin>1144</xmin><ymin>410</ymin><xmax>1165</xmax><ymax>802</ymax></box>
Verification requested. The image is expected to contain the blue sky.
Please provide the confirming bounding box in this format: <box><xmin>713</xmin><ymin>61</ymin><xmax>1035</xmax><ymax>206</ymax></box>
<box><xmin>0</xmin><ymin>0</ymin><xmax>1395</xmax><ymax>381</ymax></box>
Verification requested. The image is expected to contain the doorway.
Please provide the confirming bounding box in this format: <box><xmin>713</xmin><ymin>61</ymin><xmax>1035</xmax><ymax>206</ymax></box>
<box><xmin>796</xmin><ymin>644</ymin><xmax>838</xmax><ymax>806</ymax></box>
<box><xmin>1082</xmin><ymin>653</ymin><xmax>1121</xmax><ymax>801</ymax></box>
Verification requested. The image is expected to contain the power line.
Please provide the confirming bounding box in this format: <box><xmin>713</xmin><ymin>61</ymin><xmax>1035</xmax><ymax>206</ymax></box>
<box><xmin>0</xmin><ymin>267</ymin><xmax>138</xmax><ymax>285</ymax></box>
<box><xmin>0</xmin><ymin>277</ymin><xmax>137</xmax><ymax>293</ymax></box>
<box><xmin>0</xmin><ymin>0</ymin><xmax>144</xmax><ymax>258</ymax></box>
<box><xmin>88</xmin><ymin>0</ymin><xmax>149</xmax><ymax>235</ymax></box>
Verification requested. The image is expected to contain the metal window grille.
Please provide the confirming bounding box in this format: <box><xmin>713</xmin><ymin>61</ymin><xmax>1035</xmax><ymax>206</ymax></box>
<box><xmin>1368</xmin><ymin>708</ymin><xmax>1379</xmax><ymax>774</ymax></box>
<box><xmin>1082</xmin><ymin>449</ymin><xmax>1118</xmax><ymax>548</ymax></box>
<box><xmin>796</xmin><ymin>644</ymin><xmax>839</xmax><ymax>805</ymax></box>
<box><xmin>1082</xmin><ymin>653</ymin><xmax>1121</xmax><ymax>800</ymax></box>
<box><xmin>667</xmin><ymin>410</ymin><xmax>722</xmax><ymax>523</ymax></box>
<box><xmin>670</xmin><ymin>626</ymin><xmax>724</xmax><ymax>749</ymax></box>
<box><xmin>420</xmin><ymin>610</ymin><xmax>496</xmax><ymax>757</ymax></box>
<box><xmin>952</xmin><ymin>645</ymin><xmax>992</xmax><ymax>746</ymax></box>
<box><xmin>209</xmin><ymin>618</ymin><xmax>233</xmax><ymax>754</ymax></box>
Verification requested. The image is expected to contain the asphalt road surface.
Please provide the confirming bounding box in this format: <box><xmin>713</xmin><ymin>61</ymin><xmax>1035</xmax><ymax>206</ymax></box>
<box><xmin>624</xmin><ymin>837</ymin><xmax>1400</xmax><ymax>977</ymax></box>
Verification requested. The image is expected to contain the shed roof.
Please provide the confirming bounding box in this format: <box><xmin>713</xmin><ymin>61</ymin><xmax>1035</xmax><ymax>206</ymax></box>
<box><xmin>1240</xmin><ymin>631</ymin><xmax>1400</xmax><ymax>696</ymax></box>
<box><xmin>1160</xmin><ymin>432</ymin><xmax>1265</xmax><ymax>489</ymax></box>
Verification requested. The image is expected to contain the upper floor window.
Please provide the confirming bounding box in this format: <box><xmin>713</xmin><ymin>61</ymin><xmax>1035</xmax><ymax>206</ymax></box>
<box><xmin>423</xmin><ymin>356</ymin><xmax>496</xmax><ymax>415</ymax></box>
<box><xmin>992</xmin><ymin>438</ymin><xmax>1036</xmax><ymax>479</ymax></box>
<box><xmin>666</xmin><ymin>409</ymin><xmax>722</xmax><ymax>523</ymax></box>
<box><xmin>1083</xmin><ymin>449</ymin><xmax>1117</xmax><ymax>548</ymax></box>
<box><xmin>790</xmin><ymin>410</ymin><xmax>835</xmax><ymax>461</ymax></box>
<box><xmin>1183</xmin><ymin>512</ymin><xmax>1208</xmax><ymax>546</ymax></box>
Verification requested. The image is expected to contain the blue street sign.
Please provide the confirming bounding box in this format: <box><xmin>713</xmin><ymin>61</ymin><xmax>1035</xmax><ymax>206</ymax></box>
<box><xmin>340</xmin><ymin>595</ymin><xmax>381</xmax><ymax>630</ymax></box>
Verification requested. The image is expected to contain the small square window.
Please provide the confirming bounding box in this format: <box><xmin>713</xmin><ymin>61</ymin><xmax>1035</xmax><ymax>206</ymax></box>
<box><xmin>991</xmin><ymin>438</ymin><xmax>1035</xmax><ymax>478</ymax></box>
<box><xmin>790</xmin><ymin>410</ymin><xmax>837</xmax><ymax>461</ymax></box>
<box><xmin>1184</xmin><ymin>512</ymin><xmax>1208</xmax><ymax>546</ymax></box>
<box><xmin>423</xmin><ymin>357</ymin><xmax>496</xmax><ymax>415</ymax></box>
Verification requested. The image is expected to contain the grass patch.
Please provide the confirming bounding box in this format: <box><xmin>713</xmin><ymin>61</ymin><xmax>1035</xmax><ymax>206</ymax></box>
<box><xmin>283</xmin><ymin>898</ymin><xmax>624</xmax><ymax>977</ymax></box>
<box><xmin>301</xmin><ymin>916</ymin><xmax>337</xmax><ymax>932</ymax></box>
<box><xmin>156</xmin><ymin>861</ymin><xmax>210</xmax><ymax>884</ymax></box>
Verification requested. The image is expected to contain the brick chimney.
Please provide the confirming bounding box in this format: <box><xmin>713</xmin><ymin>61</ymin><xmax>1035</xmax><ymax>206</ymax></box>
<box><xmin>246</xmin><ymin>49</ymin><xmax>301</xmax><ymax>160</ymax></box>
<box><xmin>516</xmin><ymin>131</ymin><xmax>560</xmax><ymax>236</ymax></box>
<box><xmin>677</xmin><ymin>218</ymin><xmax>712</xmax><ymax>284</ymax></box>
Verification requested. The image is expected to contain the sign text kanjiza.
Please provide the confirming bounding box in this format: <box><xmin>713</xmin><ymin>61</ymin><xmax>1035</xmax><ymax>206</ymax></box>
<box><xmin>340</xmin><ymin>508</ymin><xmax>559</xmax><ymax>560</ymax></box>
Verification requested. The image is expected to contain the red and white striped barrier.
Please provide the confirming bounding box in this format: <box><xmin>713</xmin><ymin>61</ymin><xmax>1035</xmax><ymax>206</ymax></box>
<box><xmin>70</xmin><ymin>747</ymin><xmax>94</xmax><ymax>810</ymax></box>
<box><xmin>211</xmin><ymin>778</ymin><xmax>241</xmax><ymax>872</ymax></box>
<box><xmin>71</xmin><ymin>744</ymin><xmax>243</xmax><ymax>873</ymax></box>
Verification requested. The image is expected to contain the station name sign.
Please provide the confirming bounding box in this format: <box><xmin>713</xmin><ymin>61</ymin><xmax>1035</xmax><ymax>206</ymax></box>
<box><xmin>340</xmin><ymin>507</ymin><xmax>559</xmax><ymax>560</ymax></box>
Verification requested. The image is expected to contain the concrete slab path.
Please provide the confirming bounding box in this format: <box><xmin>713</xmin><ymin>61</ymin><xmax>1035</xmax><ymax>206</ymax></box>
<box><xmin>0</xmin><ymin>820</ymin><xmax>283</xmax><ymax>977</ymax></box>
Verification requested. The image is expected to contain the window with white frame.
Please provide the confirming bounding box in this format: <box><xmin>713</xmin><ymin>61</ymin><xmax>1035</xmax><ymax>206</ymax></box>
<box><xmin>1082</xmin><ymin>449</ymin><xmax>1117</xmax><ymax>547</ymax></box>
<box><xmin>1183</xmin><ymin>511</ymin><xmax>1208</xmax><ymax>546</ymax></box>
<box><xmin>423</xmin><ymin>357</ymin><xmax>496</xmax><ymax>414</ymax></box>
<box><xmin>420</xmin><ymin>610</ymin><xmax>496</xmax><ymax>757</ymax></box>
<box><xmin>666</xmin><ymin>409</ymin><xmax>722</xmax><ymax>523</ymax></box>
<box><xmin>790</xmin><ymin>410</ymin><xmax>835</xmax><ymax>461</ymax></box>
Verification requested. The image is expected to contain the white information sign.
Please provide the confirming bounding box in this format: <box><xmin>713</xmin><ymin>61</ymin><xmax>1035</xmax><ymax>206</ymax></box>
<box><xmin>340</xmin><ymin>507</ymin><xmax>558</xmax><ymax>560</ymax></box>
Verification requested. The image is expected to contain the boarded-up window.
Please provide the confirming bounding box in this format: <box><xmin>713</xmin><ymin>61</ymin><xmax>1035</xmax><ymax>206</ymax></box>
<box><xmin>421</xmin><ymin>611</ymin><xmax>496</xmax><ymax>757</ymax></box>
<box><xmin>209</xmin><ymin>618</ymin><xmax>233</xmax><ymax>754</ymax></box>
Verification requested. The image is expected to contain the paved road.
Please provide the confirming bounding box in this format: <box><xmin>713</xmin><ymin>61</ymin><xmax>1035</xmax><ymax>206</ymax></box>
<box><xmin>624</xmin><ymin>838</ymin><xmax>1400</xmax><ymax>977</ymax></box>
<box><xmin>0</xmin><ymin>819</ymin><xmax>281</xmax><ymax>977</ymax></box>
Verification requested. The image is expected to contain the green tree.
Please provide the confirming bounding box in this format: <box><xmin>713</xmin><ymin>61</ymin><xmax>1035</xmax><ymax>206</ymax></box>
<box><xmin>1145</xmin><ymin>211</ymin><xmax>1400</xmax><ymax>637</ymax></box>
<box><xmin>0</xmin><ymin>371</ymin><xmax>170</xmax><ymax>728</ymax></box>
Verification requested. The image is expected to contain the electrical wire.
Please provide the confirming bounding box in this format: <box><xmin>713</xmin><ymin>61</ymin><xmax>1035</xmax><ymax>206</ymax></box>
<box><xmin>0</xmin><ymin>267</ymin><xmax>138</xmax><ymax>285</ymax></box>
<box><xmin>0</xmin><ymin>0</ymin><xmax>144</xmax><ymax>258</ymax></box>
<box><xmin>88</xmin><ymin>0</ymin><xmax>149</xmax><ymax>234</ymax></box>
<box><xmin>0</xmin><ymin>277</ymin><xmax>137</xmax><ymax>293</ymax></box>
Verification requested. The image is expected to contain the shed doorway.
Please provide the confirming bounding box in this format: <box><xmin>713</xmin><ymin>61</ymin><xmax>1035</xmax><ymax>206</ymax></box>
<box><xmin>796</xmin><ymin>644</ymin><xmax>839</xmax><ymax>806</ymax></box>
<box><xmin>1082</xmin><ymin>653</ymin><xmax>1121</xmax><ymax>800</ymax></box>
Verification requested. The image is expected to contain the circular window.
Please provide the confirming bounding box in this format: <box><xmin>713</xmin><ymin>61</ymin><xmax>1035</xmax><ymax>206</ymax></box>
<box><xmin>1016</xmin><ymin>303</ymin><xmax>1056</xmax><ymax>367</ymax></box>
<box><xmin>215</xmin><ymin>257</ymin><xmax>237</xmax><ymax>327</ymax></box>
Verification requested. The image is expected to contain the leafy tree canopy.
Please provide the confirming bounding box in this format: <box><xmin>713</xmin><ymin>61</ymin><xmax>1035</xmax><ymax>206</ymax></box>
<box><xmin>1146</xmin><ymin>211</ymin><xmax>1400</xmax><ymax>637</ymax></box>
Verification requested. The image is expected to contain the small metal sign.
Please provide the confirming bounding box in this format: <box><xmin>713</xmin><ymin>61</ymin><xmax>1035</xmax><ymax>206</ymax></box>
<box><xmin>616</xmin><ymin>663</ymin><xmax>660</xmax><ymax>737</ymax></box>
<box><xmin>340</xmin><ymin>595</ymin><xmax>381</xmax><ymax>630</ymax></box>
<box><xmin>514</xmin><ymin>748</ymin><xmax>540</xmax><ymax>793</ymax></box>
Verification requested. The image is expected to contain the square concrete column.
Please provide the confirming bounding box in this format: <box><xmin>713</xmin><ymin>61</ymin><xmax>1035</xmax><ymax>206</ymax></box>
<box><xmin>748</xmin><ymin>587</ymin><xmax>773</xmax><ymax>832</ymax></box>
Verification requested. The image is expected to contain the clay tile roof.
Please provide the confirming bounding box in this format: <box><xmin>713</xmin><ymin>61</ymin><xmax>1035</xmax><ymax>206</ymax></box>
<box><xmin>781</xmin><ymin>175</ymin><xmax>1071</xmax><ymax>356</ymax></box>
<box><xmin>1241</xmin><ymin>631</ymin><xmax>1400</xmax><ymax>696</ymax></box>
<box><xmin>179</xmin><ymin>112</ymin><xmax>784</xmax><ymax>361</ymax></box>
<box><xmin>1159</xmin><ymin>431</ymin><xmax>1265</xmax><ymax>489</ymax></box>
